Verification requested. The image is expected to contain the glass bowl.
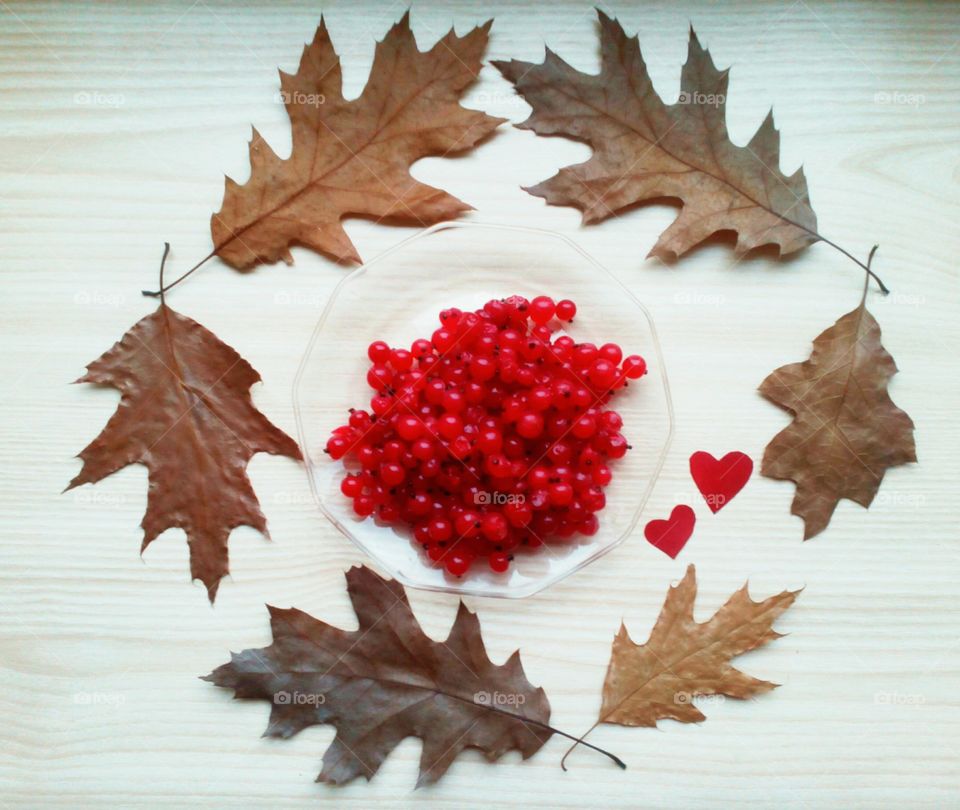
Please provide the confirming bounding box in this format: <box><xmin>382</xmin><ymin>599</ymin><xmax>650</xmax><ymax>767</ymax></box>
<box><xmin>293</xmin><ymin>221</ymin><xmax>673</xmax><ymax>598</ymax></box>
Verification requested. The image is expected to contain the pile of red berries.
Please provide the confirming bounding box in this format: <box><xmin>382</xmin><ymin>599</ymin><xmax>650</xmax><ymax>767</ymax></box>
<box><xmin>325</xmin><ymin>295</ymin><xmax>647</xmax><ymax>577</ymax></box>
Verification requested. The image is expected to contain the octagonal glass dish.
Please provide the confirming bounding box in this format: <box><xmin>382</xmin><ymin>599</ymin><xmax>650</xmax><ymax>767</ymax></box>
<box><xmin>293</xmin><ymin>221</ymin><xmax>673</xmax><ymax>598</ymax></box>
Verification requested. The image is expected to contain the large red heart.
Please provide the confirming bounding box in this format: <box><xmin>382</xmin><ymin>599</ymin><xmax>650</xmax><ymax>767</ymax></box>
<box><xmin>644</xmin><ymin>505</ymin><xmax>696</xmax><ymax>558</ymax></box>
<box><xmin>689</xmin><ymin>451</ymin><xmax>753</xmax><ymax>513</ymax></box>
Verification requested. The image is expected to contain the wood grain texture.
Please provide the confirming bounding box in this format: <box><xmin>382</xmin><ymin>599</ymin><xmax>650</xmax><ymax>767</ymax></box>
<box><xmin>0</xmin><ymin>1</ymin><xmax>957</xmax><ymax>807</ymax></box>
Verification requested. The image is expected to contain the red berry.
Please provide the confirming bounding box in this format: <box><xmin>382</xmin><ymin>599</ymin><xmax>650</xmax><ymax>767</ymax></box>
<box><xmin>445</xmin><ymin>552</ymin><xmax>473</xmax><ymax>577</ymax></box>
<box><xmin>340</xmin><ymin>475</ymin><xmax>362</xmax><ymax>498</ymax></box>
<box><xmin>516</xmin><ymin>412</ymin><xmax>544</xmax><ymax>439</ymax></box>
<box><xmin>572</xmin><ymin>414</ymin><xmax>597</xmax><ymax>439</ymax></box>
<box><xmin>556</xmin><ymin>299</ymin><xmax>577</xmax><ymax>321</ymax></box>
<box><xmin>437</xmin><ymin>413</ymin><xmax>463</xmax><ymax>440</ymax></box>
<box><xmin>622</xmin><ymin>355</ymin><xmax>647</xmax><ymax>379</ymax></box>
<box><xmin>396</xmin><ymin>415</ymin><xmax>422</xmax><ymax>441</ymax></box>
<box><xmin>476</xmin><ymin>428</ymin><xmax>503</xmax><ymax>455</ymax></box>
<box><xmin>380</xmin><ymin>462</ymin><xmax>406</xmax><ymax>487</ymax></box>
<box><xmin>600</xmin><ymin>410</ymin><xmax>623</xmax><ymax>431</ymax></box>
<box><xmin>353</xmin><ymin>495</ymin><xmax>375</xmax><ymax>516</ymax></box>
<box><xmin>599</xmin><ymin>343</ymin><xmax>623</xmax><ymax>364</ymax></box>
<box><xmin>368</xmin><ymin>340</ymin><xmax>390</xmax><ymax>363</ymax></box>
<box><xmin>504</xmin><ymin>500</ymin><xmax>533</xmax><ymax>527</ymax></box>
<box><xmin>489</xmin><ymin>552</ymin><xmax>511</xmax><ymax>573</ymax></box>
<box><xmin>410</xmin><ymin>438</ymin><xmax>435</xmax><ymax>461</ymax></box>
<box><xmin>481</xmin><ymin>513</ymin><xmax>509</xmax><ymax>542</ymax></box>
<box><xmin>325</xmin><ymin>435</ymin><xmax>351</xmax><ymax>460</ymax></box>
<box><xmin>432</xmin><ymin>328</ymin><xmax>455</xmax><ymax>353</ymax></box>
<box><xmin>411</xmin><ymin>338</ymin><xmax>433</xmax><ymax>359</ymax></box>
<box><xmin>390</xmin><ymin>348</ymin><xmax>413</xmax><ymax>372</ymax></box>
<box><xmin>428</xmin><ymin>516</ymin><xmax>453</xmax><ymax>543</ymax></box>
<box><xmin>530</xmin><ymin>295</ymin><xmax>556</xmax><ymax>325</ymax></box>
<box><xmin>589</xmin><ymin>359</ymin><xmax>618</xmax><ymax>390</ymax></box>
<box><xmin>548</xmin><ymin>482</ymin><xmax>574</xmax><ymax>506</ymax></box>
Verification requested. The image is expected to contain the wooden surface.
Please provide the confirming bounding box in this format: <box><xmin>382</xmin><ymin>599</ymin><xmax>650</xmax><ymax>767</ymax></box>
<box><xmin>1</xmin><ymin>1</ymin><xmax>958</xmax><ymax>806</ymax></box>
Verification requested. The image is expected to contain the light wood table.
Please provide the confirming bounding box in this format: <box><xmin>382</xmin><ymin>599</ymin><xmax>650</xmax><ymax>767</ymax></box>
<box><xmin>1</xmin><ymin>1</ymin><xmax>957</xmax><ymax>806</ymax></box>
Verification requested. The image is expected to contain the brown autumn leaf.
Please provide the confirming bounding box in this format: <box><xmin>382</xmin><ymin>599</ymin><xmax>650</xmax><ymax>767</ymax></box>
<box><xmin>211</xmin><ymin>13</ymin><xmax>504</xmax><ymax>270</ymax></box>
<box><xmin>494</xmin><ymin>10</ymin><xmax>818</xmax><ymax>261</ymax></box>
<box><xmin>204</xmin><ymin>565</ymin><xmax>554</xmax><ymax>786</ymax></box>
<box><xmin>759</xmin><ymin>294</ymin><xmax>916</xmax><ymax>539</ymax></box>
<box><xmin>67</xmin><ymin>302</ymin><xmax>302</xmax><ymax>601</ymax></box>
<box><xmin>563</xmin><ymin>564</ymin><xmax>798</xmax><ymax>767</ymax></box>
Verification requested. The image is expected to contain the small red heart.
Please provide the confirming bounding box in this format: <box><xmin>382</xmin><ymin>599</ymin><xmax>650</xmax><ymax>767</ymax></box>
<box><xmin>644</xmin><ymin>505</ymin><xmax>696</xmax><ymax>558</ymax></box>
<box><xmin>689</xmin><ymin>451</ymin><xmax>753</xmax><ymax>514</ymax></box>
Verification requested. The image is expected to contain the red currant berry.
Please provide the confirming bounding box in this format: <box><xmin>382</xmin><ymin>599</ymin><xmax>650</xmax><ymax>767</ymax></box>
<box><xmin>530</xmin><ymin>295</ymin><xmax>556</xmax><ymax>325</ymax></box>
<box><xmin>622</xmin><ymin>355</ymin><xmax>647</xmax><ymax>379</ymax></box>
<box><xmin>395</xmin><ymin>415</ymin><xmax>422</xmax><ymax>441</ymax></box>
<box><xmin>353</xmin><ymin>495</ymin><xmax>375</xmax><ymax>516</ymax></box>
<box><xmin>367</xmin><ymin>340</ymin><xmax>391</xmax><ymax>363</ymax></box>
<box><xmin>548</xmin><ymin>482</ymin><xmax>574</xmax><ymax>506</ymax></box>
<box><xmin>325</xmin><ymin>435</ymin><xmax>351</xmax><ymax>460</ymax></box>
<box><xmin>555</xmin><ymin>299</ymin><xmax>577</xmax><ymax>321</ymax></box>
<box><xmin>340</xmin><ymin>475</ymin><xmax>362</xmax><ymax>498</ymax></box>
<box><xmin>445</xmin><ymin>551</ymin><xmax>473</xmax><ymax>577</ymax></box>
<box><xmin>481</xmin><ymin>513</ymin><xmax>509</xmax><ymax>542</ymax></box>
<box><xmin>428</xmin><ymin>516</ymin><xmax>452</xmax><ymax>543</ymax></box>
<box><xmin>599</xmin><ymin>343</ymin><xmax>623</xmax><ymax>364</ymax></box>
<box><xmin>489</xmin><ymin>552</ymin><xmax>511</xmax><ymax>573</ymax></box>
<box><xmin>516</xmin><ymin>412</ymin><xmax>544</xmax><ymax>439</ymax></box>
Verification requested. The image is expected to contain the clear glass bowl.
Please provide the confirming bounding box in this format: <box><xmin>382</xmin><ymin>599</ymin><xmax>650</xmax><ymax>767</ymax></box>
<box><xmin>293</xmin><ymin>221</ymin><xmax>673</xmax><ymax>598</ymax></box>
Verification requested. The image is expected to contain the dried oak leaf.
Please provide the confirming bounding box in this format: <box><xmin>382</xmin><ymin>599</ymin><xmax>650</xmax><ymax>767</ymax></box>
<box><xmin>493</xmin><ymin>10</ymin><xmax>818</xmax><ymax>261</ymax></box>
<box><xmin>759</xmin><ymin>297</ymin><xmax>916</xmax><ymax>539</ymax></box>
<box><xmin>565</xmin><ymin>565</ymin><xmax>797</xmax><ymax>765</ymax></box>
<box><xmin>67</xmin><ymin>303</ymin><xmax>301</xmax><ymax>601</ymax></box>
<box><xmin>204</xmin><ymin>565</ymin><xmax>552</xmax><ymax>786</ymax></box>
<box><xmin>211</xmin><ymin>13</ymin><xmax>504</xmax><ymax>270</ymax></box>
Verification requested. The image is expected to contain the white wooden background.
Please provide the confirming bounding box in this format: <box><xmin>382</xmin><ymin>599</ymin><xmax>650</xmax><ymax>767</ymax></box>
<box><xmin>1</xmin><ymin>1</ymin><xmax>957</xmax><ymax>807</ymax></box>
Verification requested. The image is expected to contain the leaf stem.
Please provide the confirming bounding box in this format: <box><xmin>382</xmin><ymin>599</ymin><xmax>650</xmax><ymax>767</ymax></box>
<box><xmin>142</xmin><ymin>247</ymin><xmax>216</xmax><ymax>298</ymax></box>
<box><xmin>560</xmin><ymin>720</ymin><xmax>601</xmax><ymax>771</ymax></box>
<box><xmin>444</xmin><ymin>693</ymin><xmax>626</xmax><ymax>770</ymax></box>
<box><xmin>157</xmin><ymin>242</ymin><xmax>171</xmax><ymax>306</ymax></box>
<box><xmin>859</xmin><ymin>244</ymin><xmax>879</xmax><ymax>306</ymax></box>
<box><xmin>800</xmin><ymin>226</ymin><xmax>888</xmax><ymax>294</ymax></box>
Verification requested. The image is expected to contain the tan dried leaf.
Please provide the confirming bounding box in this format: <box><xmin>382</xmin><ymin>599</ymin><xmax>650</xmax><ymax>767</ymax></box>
<box><xmin>212</xmin><ymin>14</ymin><xmax>504</xmax><ymax>269</ymax></box>
<box><xmin>494</xmin><ymin>10</ymin><xmax>818</xmax><ymax>261</ymax></box>
<box><xmin>759</xmin><ymin>297</ymin><xmax>917</xmax><ymax>539</ymax></box>
<box><xmin>599</xmin><ymin>565</ymin><xmax>798</xmax><ymax>729</ymax></box>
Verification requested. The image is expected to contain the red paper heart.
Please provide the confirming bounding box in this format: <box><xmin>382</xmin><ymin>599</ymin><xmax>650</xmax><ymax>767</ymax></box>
<box><xmin>644</xmin><ymin>505</ymin><xmax>696</xmax><ymax>558</ymax></box>
<box><xmin>689</xmin><ymin>451</ymin><xmax>753</xmax><ymax>513</ymax></box>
